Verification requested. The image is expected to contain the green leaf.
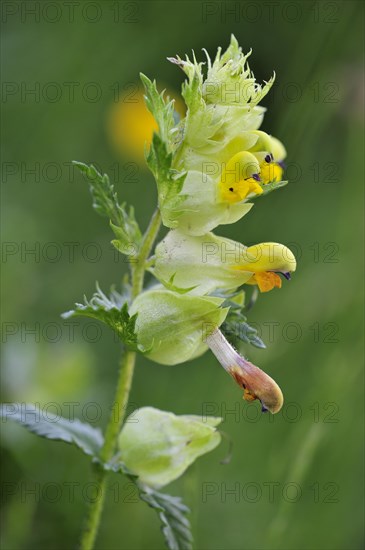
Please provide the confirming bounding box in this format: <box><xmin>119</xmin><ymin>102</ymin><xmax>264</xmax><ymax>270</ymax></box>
<box><xmin>138</xmin><ymin>78</ymin><xmax>188</xmax><ymax>226</ymax></box>
<box><xmin>62</xmin><ymin>284</ymin><xmax>142</xmax><ymax>351</ymax></box>
<box><xmin>256</xmin><ymin>179</ymin><xmax>288</xmax><ymax>197</ymax></box>
<box><xmin>222</xmin><ymin>317</ymin><xmax>266</xmax><ymax>350</ymax></box>
<box><xmin>140</xmin><ymin>73</ymin><xmax>176</xmax><ymax>150</ymax></box>
<box><xmin>139</xmin><ymin>487</ymin><xmax>193</xmax><ymax>550</ymax></box>
<box><xmin>73</xmin><ymin>161</ymin><xmax>141</xmax><ymax>256</ymax></box>
<box><xmin>147</xmin><ymin>134</ymin><xmax>187</xmax><ymax>224</ymax></box>
<box><xmin>107</xmin><ymin>461</ymin><xmax>193</xmax><ymax>550</ymax></box>
<box><xmin>117</xmin><ymin>407</ymin><xmax>222</xmax><ymax>488</ymax></box>
<box><xmin>0</xmin><ymin>404</ymin><xmax>104</xmax><ymax>457</ymax></box>
<box><xmin>220</xmin><ymin>290</ymin><xmax>266</xmax><ymax>349</ymax></box>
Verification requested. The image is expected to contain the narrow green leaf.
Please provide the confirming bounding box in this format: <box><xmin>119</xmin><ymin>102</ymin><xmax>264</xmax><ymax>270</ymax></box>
<box><xmin>147</xmin><ymin>134</ymin><xmax>187</xmax><ymax>221</ymax></box>
<box><xmin>222</xmin><ymin>318</ymin><xmax>266</xmax><ymax>349</ymax></box>
<box><xmin>256</xmin><ymin>179</ymin><xmax>288</xmax><ymax>197</ymax></box>
<box><xmin>139</xmin><ymin>487</ymin><xmax>193</xmax><ymax>550</ymax></box>
<box><xmin>73</xmin><ymin>161</ymin><xmax>141</xmax><ymax>256</ymax></box>
<box><xmin>139</xmin><ymin>73</ymin><xmax>175</xmax><ymax>149</ymax></box>
<box><xmin>62</xmin><ymin>284</ymin><xmax>143</xmax><ymax>351</ymax></box>
<box><xmin>0</xmin><ymin>404</ymin><xmax>104</xmax><ymax>457</ymax></box>
<box><xmin>220</xmin><ymin>290</ymin><xmax>266</xmax><ymax>349</ymax></box>
<box><xmin>106</xmin><ymin>459</ymin><xmax>193</xmax><ymax>550</ymax></box>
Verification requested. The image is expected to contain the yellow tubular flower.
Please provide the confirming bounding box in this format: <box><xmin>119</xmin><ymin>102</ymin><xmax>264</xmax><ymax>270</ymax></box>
<box><xmin>235</xmin><ymin>242</ymin><xmax>297</xmax><ymax>292</ymax></box>
<box><xmin>250</xmin><ymin>131</ymin><xmax>286</xmax><ymax>184</ymax></box>
<box><xmin>219</xmin><ymin>151</ymin><xmax>262</xmax><ymax>202</ymax></box>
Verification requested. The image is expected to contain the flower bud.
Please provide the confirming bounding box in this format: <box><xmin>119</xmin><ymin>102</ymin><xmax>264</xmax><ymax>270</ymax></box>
<box><xmin>129</xmin><ymin>288</ymin><xmax>228</xmax><ymax>365</ymax></box>
<box><xmin>118</xmin><ymin>407</ymin><xmax>222</xmax><ymax>488</ymax></box>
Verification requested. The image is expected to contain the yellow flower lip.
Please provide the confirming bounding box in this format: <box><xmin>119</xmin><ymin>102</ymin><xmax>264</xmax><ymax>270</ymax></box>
<box><xmin>231</xmin><ymin>242</ymin><xmax>296</xmax><ymax>292</ymax></box>
<box><xmin>219</xmin><ymin>151</ymin><xmax>262</xmax><ymax>203</ymax></box>
<box><xmin>206</xmin><ymin>329</ymin><xmax>284</xmax><ymax>414</ymax></box>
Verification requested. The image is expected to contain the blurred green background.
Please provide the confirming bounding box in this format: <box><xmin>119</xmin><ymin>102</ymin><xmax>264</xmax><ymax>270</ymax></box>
<box><xmin>1</xmin><ymin>1</ymin><xmax>364</xmax><ymax>549</ymax></box>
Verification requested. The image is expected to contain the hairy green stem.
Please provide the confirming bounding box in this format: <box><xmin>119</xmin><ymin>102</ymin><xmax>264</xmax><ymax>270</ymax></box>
<box><xmin>131</xmin><ymin>208</ymin><xmax>162</xmax><ymax>298</ymax></box>
<box><xmin>79</xmin><ymin>208</ymin><xmax>161</xmax><ymax>550</ymax></box>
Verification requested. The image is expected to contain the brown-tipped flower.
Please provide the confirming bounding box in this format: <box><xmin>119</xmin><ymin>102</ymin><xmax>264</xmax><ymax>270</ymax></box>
<box><xmin>205</xmin><ymin>328</ymin><xmax>284</xmax><ymax>414</ymax></box>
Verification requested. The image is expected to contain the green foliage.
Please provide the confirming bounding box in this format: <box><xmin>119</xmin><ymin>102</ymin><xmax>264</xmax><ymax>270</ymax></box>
<box><xmin>73</xmin><ymin>161</ymin><xmax>141</xmax><ymax>257</ymax></box>
<box><xmin>0</xmin><ymin>404</ymin><xmax>103</xmax><ymax>457</ymax></box>
<box><xmin>258</xmin><ymin>179</ymin><xmax>288</xmax><ymax>197</ymax></box>
<box><xmin>146</xmin><ymin>134</ymin><xmax>187</xmax><ymax>223</ymax></box>
<box><xmin>139</xmin><ymin>73</ymin><xmax>176</xmax><ymax>150</ymax></box>
<box><xmin>1</xmin><ymin>403</ymin><xmax>200</xmax><ymax>550</ymax></box>
<box><xmin>62</xmin><ymin>284</ymin><xmax>142</xmax><ymax>351</ymax></box>
<box><xmin>109</xmin><ymin>459</ymin><xmax>193</xmax><ymax>550</ymax></box>
<box><xmin>1</xmin><ymin>402</ymin><xmax>197</xmax><ymax>550</ymax></box>
<box><xmin>139</xmin><ymin>487</ymin><xmax>193</xmax><ymax>550</ymax></box>
<box><xmin>219</xmin><ymin>290</ymin><xmax>266</xmax><ymax>349</ymax></box>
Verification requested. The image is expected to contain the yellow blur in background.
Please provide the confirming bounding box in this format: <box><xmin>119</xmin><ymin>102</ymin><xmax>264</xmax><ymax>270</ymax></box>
<box><xmin>108</xmin><ymin>86</ymin><xmax>185</xmax><ymax>165</ymax></box>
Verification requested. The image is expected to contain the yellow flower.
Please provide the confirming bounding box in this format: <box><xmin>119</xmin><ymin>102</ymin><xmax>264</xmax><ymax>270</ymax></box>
<box><xmin>218</xmin><ymin>151</ymin><xmax>263</xmax><ymax>202</ymax></box>
<box><xmin>235</xmin><ymin>242</ymin><xmax>296</xmax><ymax>292</ymax></box>
<box><xmin>259</xmin><ymin>158</ymin><xmax>284</xmax><ymax>184</ymax></box>
<box><xmin>218</xmin><ymin>133</ymin><xmax>286</xmax><ymax>204</ymax></box>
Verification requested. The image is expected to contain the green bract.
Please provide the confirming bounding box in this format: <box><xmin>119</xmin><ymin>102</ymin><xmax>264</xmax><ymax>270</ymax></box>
<box><xmin>129</xmin><ymin>288</ymin><xmax>228</xmax><ymax>365</ymax></box>
<box><xmin>118</xmin><ymin>407</ymin><xmax>222</xmax><ymax>488</ymax></box>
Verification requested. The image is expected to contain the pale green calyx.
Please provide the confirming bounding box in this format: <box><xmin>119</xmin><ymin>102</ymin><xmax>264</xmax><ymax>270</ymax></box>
<box><xmin>118</xmin><ymin>407</ymin><xmax>222</xmax><ymax>488</ymax></box>
<box><xmin>129</xmin><ymin>288</ymin><xmax>229</xmax><ymax>365</ymax></box>
<box><xmin>153</xmin><ymin>230</ymin><xmax>297</xmax><ymax>295</ymax></box>
<box><xmin>154</xmin><ymin>230</ymin><xmax>253</xmax><ymax>294</ymax></box>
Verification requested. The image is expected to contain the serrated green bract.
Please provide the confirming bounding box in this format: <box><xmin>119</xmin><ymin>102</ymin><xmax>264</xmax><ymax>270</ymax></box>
<box><xmin>118</xmin><ymin>407</ymin><xmax>222</xmax><ymax>488</ymax></box>
<box><xmin>62</xmin><ymin>284</ymin><xmax>143</xmax><ymax>352</ymax></box>
<box><xmin>220</xmin><ymin>291</ymin><xmax>266</xmax><ymax>350</ymax></box>
<box><xmin>139</xmin><ymin>487</ymin><xmax>193</xmax><ymax>550</ymax></box>
<box><xmin>73</xmin><ymin>161</ymin><xmax>141</xmax><ymax>257</ymax></box>
<box><xmin>0</xmin><ymin>404</ymin><xmax>104</xmax><ymax>457</ymax></box>
<box><xmin>110</xmin><ymin>459</ymin><xmax>194</xmax><ymax>550</ymax></box>
<box><xmin>140</xmin><ymin>73</ymin><xmax>176</xmax><ymax>151</ymax></box>
<box><xmin>146</xmin><ymin>134</ymin><xmax>187</xmax><ymax>228</ymax></box>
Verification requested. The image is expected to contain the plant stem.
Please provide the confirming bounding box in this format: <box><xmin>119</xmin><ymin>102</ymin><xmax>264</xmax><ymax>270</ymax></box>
<box><xmin>131</xmin><ymin>208</ymin><xmax>162</xmax><ymax>299</ymax></box>
<box><xmin>79</xmin><ymin>208</ymin><xmax>161</xmax><ymax>550</ymax></box>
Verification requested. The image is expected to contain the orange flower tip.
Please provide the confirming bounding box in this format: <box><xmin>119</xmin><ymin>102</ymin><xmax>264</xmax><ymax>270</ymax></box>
<box><xmin>254</xmin><ymin>271</ymin><xmax>282</xmax><ymax>292</ymax></box>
